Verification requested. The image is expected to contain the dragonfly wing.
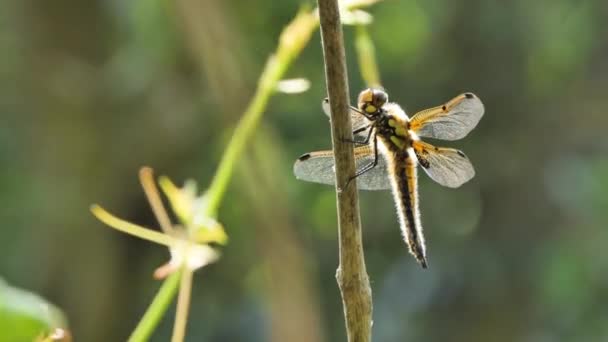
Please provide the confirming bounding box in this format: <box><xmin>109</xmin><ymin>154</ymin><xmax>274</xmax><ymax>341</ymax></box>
<box><xmin>293</xmin><ymin>150</ymin><xmax>336</xmax><ymax>187</ymax></box>
<box><xmin>352</xmin><ymin>150</ymin><xmax>391</xmax><ymax>190</ymax></box>
<box><xmin>409</xmin><ymin>93</ymin><xmax>484</xmax><ymax>141</ymax></box>
<box><xmin>293</xmin><ymin>146</ymin><xmax>391</xmax><ymax>190</ymax></box>
<box><xmin>412</xmin><ymin>140</ymin><xmax>475</xmax><ymax>188</ymax></box>
<box><xmin>322</xmin><ymin>98</ymin><xmax>371</xmax><ymax>138</ymax></box>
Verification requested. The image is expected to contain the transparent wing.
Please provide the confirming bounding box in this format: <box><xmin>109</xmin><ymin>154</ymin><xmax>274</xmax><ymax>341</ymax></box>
<box><xmin>409</xmin><ymin>93</ymin><xmax>484</xmax><ymax>141</ymax></box>
<box><xmin>412</xmin><ymin>140</ymin><xmax>475</xmax><ymax>188</ymax></box>
<box><xmin>322</xmin><ymin>98</ymin><xmax>371</xmax><ymax>138</ymax></box>
<box><xmin>293</xmin><ymin>145</ymin><xmax>391</xmax><ymax>190</ymax></box>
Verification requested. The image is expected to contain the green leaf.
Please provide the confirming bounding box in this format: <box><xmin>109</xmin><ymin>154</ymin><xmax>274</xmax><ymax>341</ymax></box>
<box><xmin>0</xmin><ymin>278</ymin><xmax>68</xmax><ymax>341</ymax></box>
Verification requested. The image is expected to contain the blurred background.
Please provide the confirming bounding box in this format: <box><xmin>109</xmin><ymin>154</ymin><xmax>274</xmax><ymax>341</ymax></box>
<box><xmin>1</xmin><ymin>0</ymin><xmax>608</xmax><ymax>341</ymax></box>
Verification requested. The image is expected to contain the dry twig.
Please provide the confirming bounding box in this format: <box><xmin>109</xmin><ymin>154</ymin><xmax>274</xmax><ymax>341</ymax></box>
<box><xmin>317</xmin><ymin>0</ymin><xmax>373</xmax><ymax>340</ymax></box>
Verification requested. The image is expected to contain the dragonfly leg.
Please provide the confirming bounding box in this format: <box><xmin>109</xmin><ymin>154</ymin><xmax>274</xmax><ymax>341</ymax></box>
<box><xmin>355</xmin><ymin>124</ymin><xmax>374</xmax><ymax>144</ymax></box>
<box><xmin>352</xmin><ymin>125</ymin><xmax>370</xmax><ymax>136</ymax></box>
<box><xmin>343</xmin><ymin>133</ymin><xmax>378</xmax><ymax>190</ymax></box>
<box><xmin>341</xmin><ymin>125</ymin><xmax>373</xmax><ymax>145</ymax></box>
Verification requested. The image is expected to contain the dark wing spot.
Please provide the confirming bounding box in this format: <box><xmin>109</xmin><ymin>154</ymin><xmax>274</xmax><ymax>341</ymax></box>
<box><xmin>323</xmin><ymin>98</ymin><xmax>329</xmax><ymax>104</ymax></box>
<box><xmin>464</xmin><ymin>93</ymin><xmax>474</xmax><ymax>99</ymax></box>
<box><xmin>298</xmin><ymin>153</ymin><xmax>312</xmax><ymax>161</ymax></box>
<box><xmin>414</xmin><ymin>152</ymin><xmax>430</xmax><ymax>168</ymax></box>
<box><xmin>456</xmin><ymin>150</ymin><xmax>466</xmax><ymax>158</ymax></box>
<box><xmin>441</xmin><ymin>105</ymin><xmax>447</xmax><ymax>111</ymax></box>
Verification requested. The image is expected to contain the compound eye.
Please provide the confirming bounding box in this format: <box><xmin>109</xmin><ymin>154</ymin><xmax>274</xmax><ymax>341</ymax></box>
<box><xmin>373</xmin><ymin>90</ymin><xmax>388</xmax><ymax>107</ymax></box>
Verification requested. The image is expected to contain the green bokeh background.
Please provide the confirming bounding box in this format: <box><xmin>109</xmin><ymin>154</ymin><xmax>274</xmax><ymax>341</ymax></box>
<box><xmin>1</xmin><ymin>0</ymin><xmax>607</xmax><ymax>341</ymax></box>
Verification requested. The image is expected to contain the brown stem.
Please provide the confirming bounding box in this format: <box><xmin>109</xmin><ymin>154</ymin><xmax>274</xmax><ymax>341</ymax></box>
<box><xmin>317</xmin><ymin>0</ymin><xmax>373</xmax><ymax>341</ymax></box>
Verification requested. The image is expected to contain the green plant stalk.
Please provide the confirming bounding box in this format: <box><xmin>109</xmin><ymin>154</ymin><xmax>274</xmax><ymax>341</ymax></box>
<box><xmin>128</xmin><ymin>270</ymin><xmax>182</xmax><ymax>342</ymax></box>
<box><xmin>354</xmin><ymin>24</ymin><xmax>381</xmax><ymax>87</ymax></box>
<box><xmin>202</xmin><ymin>68</ymin><xmax>281</xmax><ymax>218</ymax></box>
<box><xmin>204</xmin><ymin>9</ymin><xmax>318</xmax><ymax>218</ymax></box>
<box><xmin>126</xmin><ymin>9</ymin><xmax>319</xmax><ymax>341</ymax></box>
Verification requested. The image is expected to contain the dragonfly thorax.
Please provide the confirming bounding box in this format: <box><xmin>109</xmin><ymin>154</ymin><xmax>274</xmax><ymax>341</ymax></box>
<box><xmin>375</xmin><ymin>113</ymin><xmax>413</xmax><ymax>151</ymax></box>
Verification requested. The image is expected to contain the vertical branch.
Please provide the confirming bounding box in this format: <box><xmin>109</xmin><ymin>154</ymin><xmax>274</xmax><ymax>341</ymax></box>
<box><xmin>317</xmin><ymin>1</ymin><xmax>373</xmax><ymax>341</ymax></box>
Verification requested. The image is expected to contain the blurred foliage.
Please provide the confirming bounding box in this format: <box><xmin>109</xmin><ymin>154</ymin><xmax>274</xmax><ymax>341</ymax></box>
<box><xmin>0</xmin><ymin>278</ymin><xmax>68</xmax><ymax>341</ymax></box>
<box><xmin>1</xmin><ymin>0</ymin><xmax>608</xmax><ymax>341</ymax></box>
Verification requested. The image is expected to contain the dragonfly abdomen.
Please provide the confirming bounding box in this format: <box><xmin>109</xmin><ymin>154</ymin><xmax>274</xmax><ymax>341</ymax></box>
<box><xmin>388</xmin><ymin>150</ymin><xmax>428</xmax><ymax>268</ymax></box>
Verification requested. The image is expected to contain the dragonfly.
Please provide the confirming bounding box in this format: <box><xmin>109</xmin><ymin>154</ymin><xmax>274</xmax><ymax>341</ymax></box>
<box><xmin>294</xmin><ymin>88</ymin><xmax>484</xmax><ymax>268</ymax></box>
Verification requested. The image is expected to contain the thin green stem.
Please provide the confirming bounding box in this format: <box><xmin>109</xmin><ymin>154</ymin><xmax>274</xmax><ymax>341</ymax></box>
<box><xmin>128</xmin><ymin>270</ymin><xmax>182</xmax><ymax>342</ymax></box>
<box><xmin>204</xmin><ymin>9</ymin><xmax>318</xmax><ymax>217</ymax></box>
<box><xmin>203</xmin><ymin>73</ymin><xmax>277</xmax><ymax>218</ymax></box>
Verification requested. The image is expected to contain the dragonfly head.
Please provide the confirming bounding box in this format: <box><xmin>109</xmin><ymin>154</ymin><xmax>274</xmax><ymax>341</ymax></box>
<box><xmin>358</xmin><ymin>88</ymin><xmax>388</xmax><ymax>118</ymax></box>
